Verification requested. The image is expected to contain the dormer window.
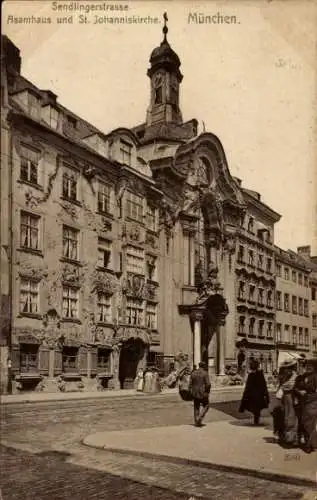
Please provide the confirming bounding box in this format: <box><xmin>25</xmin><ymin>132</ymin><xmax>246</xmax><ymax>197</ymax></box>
<box><xmin>67</xmin><ymin>115</ymin><xmax>77</xmax><ymax>129</ymax></box>
<box><xmin>119</xmin><ymin>139</ymin><xmax>132</xmax><ymax>166</ymax></box>
<box><xmin>28</xmin><ymin>92</ymin><xmax>40</xmax><ymax>119</ymax></box>
<box><xmin>43</xmin><ymin>105</ymin><xmax>59</xmax><ymax>129</ymax></box>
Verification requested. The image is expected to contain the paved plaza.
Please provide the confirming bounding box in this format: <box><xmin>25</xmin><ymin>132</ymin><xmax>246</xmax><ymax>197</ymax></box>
<box><xmin>1</xmin><ymin>391</ymin><xmax>316</xmax><ymax>499</ymax></box>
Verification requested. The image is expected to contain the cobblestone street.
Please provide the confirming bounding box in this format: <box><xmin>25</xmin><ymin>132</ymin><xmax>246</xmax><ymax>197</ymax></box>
<box><xmin>0</xmin><ymin>393</ymin><xmax>312</xmax><ymax>499</ymax></box>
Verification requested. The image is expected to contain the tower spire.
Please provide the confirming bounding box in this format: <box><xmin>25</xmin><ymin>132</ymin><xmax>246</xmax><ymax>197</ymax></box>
<box><xmin>163</xmin><ymin>12</ymin><xmax>168</xmax><ymax>42</ymax></box>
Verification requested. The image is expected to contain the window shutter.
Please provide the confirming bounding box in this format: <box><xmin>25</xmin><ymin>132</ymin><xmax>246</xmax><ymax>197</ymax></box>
<box><xmin>79</xmin><ymin>346</ymin><xmax>87</xmax><ymax>375</ymax></box>
<box><xmin>91</xmin><ymin>347</ymin><xmax>97</xmax><ymax>375</ymax></box>
<box><xmin>54</xmin><ymin>349</ymin><xmax>63</xmax><ymax>375</ymax></box>
<box><xmin>11</xmin><ymin>345</ymin><xmax>20</xmax><ymax>374</ymax></box>
<box><xmin>39</xmin><ymin>347</ymin><xmax>49</xmax><ymax>375</ymax></box>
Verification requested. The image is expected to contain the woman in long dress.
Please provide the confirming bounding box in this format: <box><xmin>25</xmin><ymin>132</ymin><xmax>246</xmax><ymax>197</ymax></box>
<box><xmin>300</xmin><ymin>360</ymin><xmax>317</xmax><ymax>453</ymax></box>
<box><xmin>239</xmin><ymin>359</ymin><xmax>269</xmax><ymax>425</ymax></box>
<box><xmin>273</xmin><ymin>360</ymin><xmax>298</xmax><ymax>446</ymax></box>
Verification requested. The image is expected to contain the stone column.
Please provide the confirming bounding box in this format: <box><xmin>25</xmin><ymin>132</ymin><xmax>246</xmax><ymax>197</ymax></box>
<box><xmin>87</xmin><ymin>346</ymin><xmax>92</xmax><ymax>379</ymax></box>
<box><xmin>48</xmin><ymin>348</ymin><xmax>55</xmax><ymax>379</ymax></box>
<box><xmin>190</xmin><ymin>308</ymin><xmax>204</xmax><ymax>368</ymax></box>
<box><xmin>216</xmin><ymin>325</ymin><xmax>225</xmax><ymax>376</ymax></box>
<box><xmin>110</xmin><ymin>343</ymin><xmax>121</xmax><ymax>390</ymax></box>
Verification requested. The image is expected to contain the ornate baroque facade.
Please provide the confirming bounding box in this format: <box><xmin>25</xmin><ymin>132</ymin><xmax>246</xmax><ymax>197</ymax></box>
<box><xmin>1</xmin><ymin>27</ymin><xmax>316</xmax><ymax>393</ymax></box>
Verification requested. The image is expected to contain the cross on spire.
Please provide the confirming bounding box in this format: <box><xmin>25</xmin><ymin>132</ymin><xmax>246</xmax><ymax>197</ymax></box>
<box><xmin>163</xmin><ymin>12</ymin><xmax>168</xmax><ymax>41</ymax></box>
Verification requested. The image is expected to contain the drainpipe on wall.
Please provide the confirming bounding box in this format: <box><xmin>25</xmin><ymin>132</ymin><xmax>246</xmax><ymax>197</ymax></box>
<box><xmin>7</xmin><ymin>125</ymin><xmax>14</xmax><ymax>394</ymax></box>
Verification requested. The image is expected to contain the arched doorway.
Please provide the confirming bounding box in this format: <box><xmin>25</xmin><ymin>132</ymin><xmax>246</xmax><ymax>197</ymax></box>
<box><xmin>118</xmin><ymin>338</ymin><xmax>146</xmax><ymax>389</ymax></box>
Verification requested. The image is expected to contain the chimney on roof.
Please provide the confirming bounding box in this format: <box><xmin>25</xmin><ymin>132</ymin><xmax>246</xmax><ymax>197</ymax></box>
<box><xmin>297</xmin><ymin>245</ymin><xmax>311</xmax><ymax>260</ymax></box>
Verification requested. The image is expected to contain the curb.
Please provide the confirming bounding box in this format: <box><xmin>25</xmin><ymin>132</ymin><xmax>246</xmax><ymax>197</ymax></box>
<box><xmin>0</xmin><ymin>385</ymin><xmax>247</xmax><ymax>406</ymax></box>
<box><xmin>82</xmin><ymin>440</ymin><xmax>317</xmax><ymax>489</ymax></box>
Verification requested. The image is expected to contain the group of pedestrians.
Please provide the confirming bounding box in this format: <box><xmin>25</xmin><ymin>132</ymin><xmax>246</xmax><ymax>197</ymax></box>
<box><xmin>185</xmin><ymin>358</ymin><xmax>317</xmax><ymax>453</ymax></box>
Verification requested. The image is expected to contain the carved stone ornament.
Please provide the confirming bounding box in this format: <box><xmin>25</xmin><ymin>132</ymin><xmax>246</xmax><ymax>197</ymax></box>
<box><xmin>122</xmin><ymin>275</ymin><xmax>145</xmax><ymax>299</ymax></box>
<box><xmin>19</xmin><ymin>262</ymin><xmax>48</xmax><ymax>281</ymax></box>
<box><xmin>25</xmin><ymin>190</ymin><xmax>40</xmax><ymax>208</ymax></box>
<box><xmin>91</xmin><ymin>271</ymin><xmax>117</xmax><ymax>295</ymax></box>
<box><xmin>195</xmin><ymin>261</ymin><xmax>221</xmax><ymax>303</ymax></box>
<box><xmin>118</xmin><ymin>327</ymin><xmax>150</xmax><ymax>345</ymax></box>
<box><xmin>59</xmin><ymin>201</ymin><xmax>78</xmax><ymax>220</ymax></box>
<box><xmin>61</xmin><ymin>264</ymin><xmax>81</xmax><ymax>285</ymax></box>
<box><xmin>145</xmin><ymin>232</ymin><xmax>158</xmax><ymax>249</ymax></box>
<box><xmin>128</xmin><ymin>223</ymin><xmax>141</xmax><ymax>242</ymax></box>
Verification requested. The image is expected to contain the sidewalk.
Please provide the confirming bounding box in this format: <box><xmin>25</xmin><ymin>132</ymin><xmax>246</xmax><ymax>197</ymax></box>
<box><xmin>0</xmin><ymin>384</ymin><xmax>245</xmax><ymax>405</ymax></box>
<box><xmin>83</xmin><ymin>419</ymin><xmax>317</xmax><ymax>488</ymax></box>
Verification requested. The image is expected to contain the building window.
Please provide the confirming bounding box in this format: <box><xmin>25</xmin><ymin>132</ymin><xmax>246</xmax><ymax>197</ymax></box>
<box><xmin>298</xmin><ymin>298</ymin><xmax>303</xmax><ymax>316</ymax></box>
<box><xmin>276</xmin><ymin>323</ymin><xmax>282</xmax><ymax>342</ymax></box>
<box><xmin>20</xmin><ymin>144</ymin><xmax>40</xmax><ymax>185</ymax></box>
<box><xmin>292</xmin><ymin>270</ymin><xmax>297</xmax><ymax>283</ymax></box>
<box><xmin>62</xmin><ymin>166</ymin><xmax>78</xmax><ymax>201</ymax></box>
<box><xmin>312</xmin><ymin>288</ymin><xmax>316</xmax><ymax>301</ymax></box>
<box><xmin>146</xmin><ymin>255</ymin><xmax>157</xmax><ymax>281</ymax></box>
<box><xmin>183</xmin><ymin>233</ymin><xmax>195</xmax><ymax>286</ymax></box>
<box><xmin>284</xmin><ymin>293</ymin><xmax>289</xmax><ymax>312</ymax></box>
<box><xmin>126</xmin><ymin>192</ymin><xmax>143</xmax><ymax>222</ymax></box>
<box><xmin>20</xmin><ymin>344</ymin><xmax>39</xmax><ymax>373</ymax></box>
<box><xmin>276</xmin><ymin>291</ymin><xmax>282</xmax><ymax>310</ymax></box>
<box><xmin>45</xmin><ymin>106</ymin><xmax>59</xmax><ymax>129</ymax></box>
<box><xmin>284</xmin><ymin>267</ymin><xmax>289</xmax><ymax>280</ymax></box>
<box><xmin>304</xmin><ymin>299</ymin><xmax>309</xmax><ymax>317</ymax></box>
<box><xmin>248</xmin><ymin>250</ymin><xmax>254</xmax><ymax>266</ymax></box>
<box><xmin>266</xmin><ymin>258</ymin><xmax>272</xmax><ymax>273</ymax></box>
<box><xmin>97</xmin><ymin>293</ymin><xmax>112</xmax><ymax>323</ymax></box>
<box><xmin>298</xmin><ymin>327</ymin><xmax>303</xmax><ymax>345</ymax></box>
<box><xmin>62</xmin><ymin>226</ymin><xmax>79</xmax><ymax>261</ymax></box>
<box><xmin>276</xmin><ymin>263</ymin><xmax>282</xmax><ymax>277</ymax></box>
<box><xmin>97</xmin><ymin>348</ymin><xmax>111</xmax><ymax>372</ymax></box>
<box><xmin>155</xmin><ymin>86</ymin><xmax>162</xmax><ymax>104</ymax></box>
<box><xmin>126</xmin><ymin>298</ymin><xmax>143</xmax><ymax>326</ymax></box>
<box><xmin>28</xmin><ymin>92</ymin><xmax>40</xmax><ymax>118</ymax></box>
<box><xmin>249</xmin><ymin>318</ymin><xmax>255</xmax><ymax>335</ymax></box>
<box><xmin>20</xmin><ymin>212</ymin><xmax>40</xmax><ymax>250</ymax></box>
<box><xmin>304</xmin><ymin>276</ymin><xmax>308</xmax><ymax>287</ymax></box>
<box><xmin>258</xmin><ymin>254</ymin><xmax>263</xmax><ymax>269</ymax></box>
<box><xmin>20</xmin><ymin>279</ymin><xmax>39</xmax><ymax>315</ymax></box>
<box><xmin>126</xmin><ymin>245</ymin><xmax>144</xmax><ymax>275</ymax></box>
<box><xmin>298</xmin><ymin>273</ymin><xmax>303</xmax><ymax>285</ymax></box>
<box><xmin>292</xmin><ymin>326</ymin><xmax>297</xmax><ymax>344</ymax></box>
<box><xmin>62</xmin><ymin>346</ymin><xmax>78</xmax><ymax>372</ymax></box>
<box><xmin>284</xmin><ymin>325</ymin><xmax>290</xmax><ymax>343</ymax></box>
<box><xmin>258</xmin><ymin>320</ymin><xmax>264</xmax><ymax>337</ymax></box>
<box><xmin>267</xmin><ymin>322</ymin><xmax>273</xmax><ymax>338</ymax></box>
<box><xmin>237</xmin><ymin>245</ymin><xmax>244</xmax><ymax>263</ymax></box>
<box><xmin>97</xmin><ymin>182</ymin><xmax>111</xmax><ymax>214</ymax></box>
<box><xmin>267</xmin><ymin>290</ymin><xmax>272</xmax><ymax>307</ymax></box>
<box><xmin>146</xmin><ymin>303</ymin><xmax>157</xmax><ymax>330</ymax></box>
<box><xmin>97</xmin><ymin>238</ymin><xmax>112</xmax><ymax>269</ymax></box>
<box><xmin>238</xmin><ymin>316</ymin><xmax>245</xmax><ymax>334</ymax></box>
<box><xmin>313</xmin><ymin>313</ymin><xmax>317</xmax><ymax>328</ymax></box>
<box><xmin>248</xmin><ymin>217</ymin><xmax>254</xmax><ymax>233</ymax></box>
<box><xmin>62</xmin><ymin>286</ymin><xmax>79</xmax><ymax>319</ymax></box>
<box><xmin>238</xmin><ymin>282</ymin><xmax>245</xmax><ymax>300</ymax></box>
<box><xmin>119</xmin><ymin>139</ymin><xmax>132</xmax><ymax>166</ymax></box>
<box><xmin>258</xmin><ymin>288</ymin><xmax>264</xmax><ymax>306</ymax></box>
<box><xmin>66</xmin><ymin>116</ymin><xmax>77</xmax><ymax>129</ymax></box>
<box><xmin>292</xmin><ymin>296</ymin><xmax>297</xmax><ymax>314</ymax></box>
<box><xmin>146</xmin><ymin>204</ymin><xmax>157</xmax><ymax>232</ymax></box>
<box><xmin>304</xmin><ymin>328</ymin><xmax>309</xmax><ymax>346</ymax></box>
<box><xmin>248</xmin><ymin>285</ymin><xmax>255</xmax><ymax>302</ymax></box>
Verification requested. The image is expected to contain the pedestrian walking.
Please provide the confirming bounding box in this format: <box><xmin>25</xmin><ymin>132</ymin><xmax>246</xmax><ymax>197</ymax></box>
<box><xmin>189</xmin><ymin>361</ymin><xmax>211</xmax><ymax>427</ymax></box>
<box><xmin>272</xmin><ymin>359</ymin><xmax>298</xmax><ymax>447</ymax></box>
<box><xmin>239</xmin><ymin>359</ymin><xmax>269</xmax><ymax>425</ymax></box>
<box><xmin>300</xmin><ymin>359</ymin><xmax>317</xmax><ymax>453</ymax></box>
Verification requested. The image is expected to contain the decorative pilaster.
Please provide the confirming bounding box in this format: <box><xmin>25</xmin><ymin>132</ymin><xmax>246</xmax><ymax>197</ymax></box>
<box><xmin>190</xmin><ymin>307</ymin><xmax>204</xmax><ymax>368</ymax></box>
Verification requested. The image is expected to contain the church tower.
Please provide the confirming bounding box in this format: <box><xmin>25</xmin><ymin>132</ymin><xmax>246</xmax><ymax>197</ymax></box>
<box><xmin>146</xmin><ymin>13</ymin><xmax>183</xmax><ymax>130</ymax></box>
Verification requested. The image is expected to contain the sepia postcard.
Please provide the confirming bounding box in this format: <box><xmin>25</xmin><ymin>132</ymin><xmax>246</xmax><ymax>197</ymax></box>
<box><xmin>1</xmin><ymin>1</ymin><xmax>317</xmax><ymax>499</ymax></box>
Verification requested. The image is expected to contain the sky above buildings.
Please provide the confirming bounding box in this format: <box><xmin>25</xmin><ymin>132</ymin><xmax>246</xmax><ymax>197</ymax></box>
<box><xmin>3</xmin><ymin>0</ymin><xmax>317</xmax><ymax>254</ymax></box>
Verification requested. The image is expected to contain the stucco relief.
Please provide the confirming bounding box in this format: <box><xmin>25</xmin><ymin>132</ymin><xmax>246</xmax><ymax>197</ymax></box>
<box><xmin>18</xmin><ymin>261</ymin><xmax>49</xmax><ymax>281</ymax></box>
<box><xmin>91</xmin><ymin>270</ymin><xmax>118</xmax><ymax>295</ymax></box>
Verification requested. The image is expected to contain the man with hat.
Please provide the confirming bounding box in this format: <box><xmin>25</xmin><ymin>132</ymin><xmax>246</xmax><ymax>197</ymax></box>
<box><xmin>189</xmin><ymin>361</ymin><xmax>211</xmax><ymax>427</ymax></box>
